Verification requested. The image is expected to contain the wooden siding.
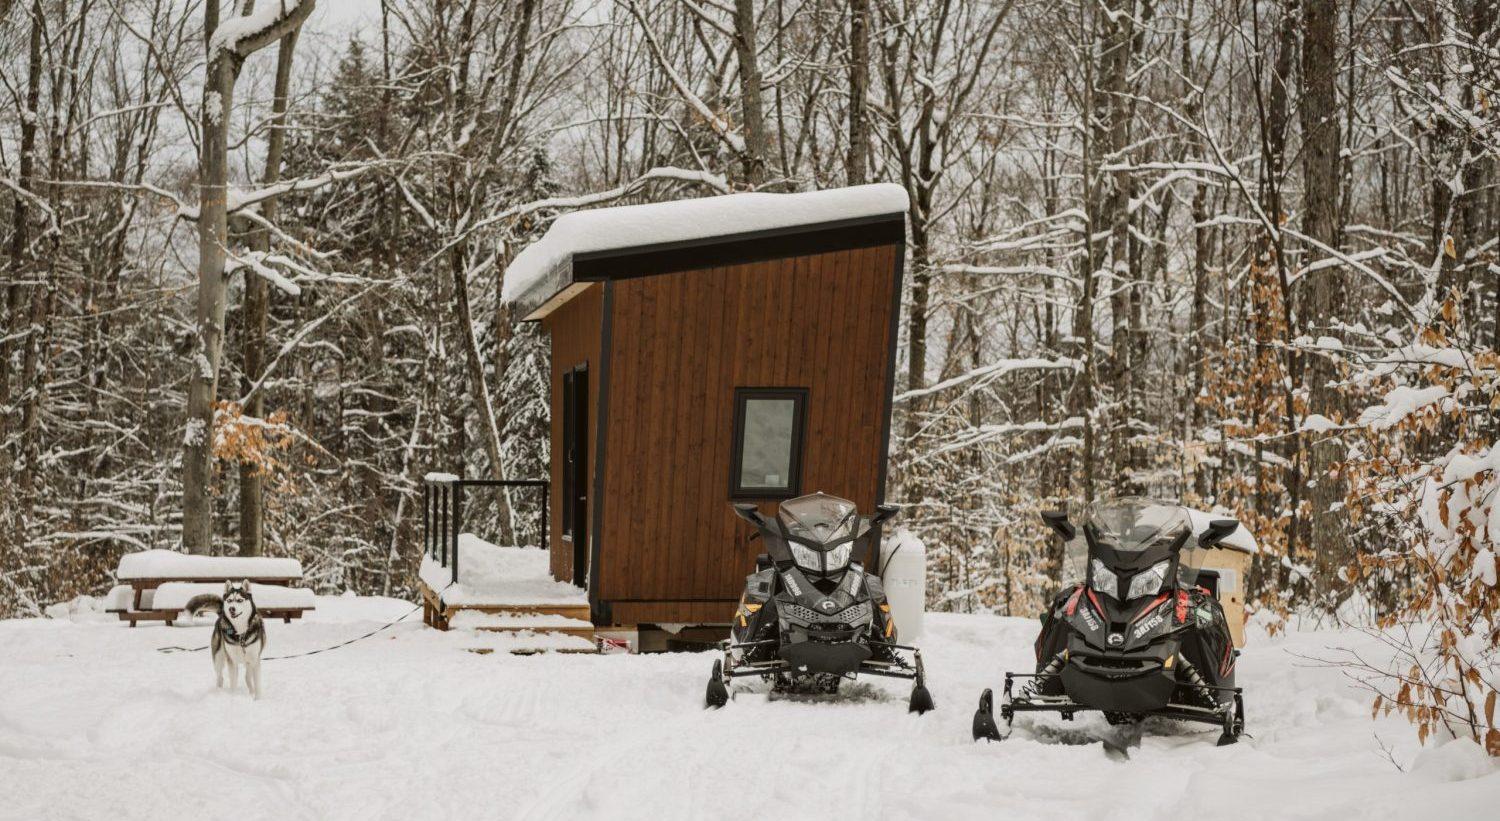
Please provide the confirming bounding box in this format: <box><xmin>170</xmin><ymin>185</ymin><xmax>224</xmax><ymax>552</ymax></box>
<box><xmin>541</xmin><ymin>283</ymin><xmax>603</xmax><ymax>585</ymax></box>
<box><xmin>596</xmin><ymin>243</ymin><xmax>900</xmax><ymax>621</ymax></box>
<box><xmin>610</xmin><ymin>601</ymin><xmax>739</xmax><ymax>626</ymax></box>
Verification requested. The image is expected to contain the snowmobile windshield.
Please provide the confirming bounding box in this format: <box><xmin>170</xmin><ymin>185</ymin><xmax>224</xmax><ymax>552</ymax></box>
<box><xmin>778</xmin><ymin>493</ymin><xmax>860</xmax><ymax>545</ymax></box>
<box><xmin>777</xmin><ymin>493</ymin><xmax>863</xmax><ymax>575</ymax></box>
<box><xmin>1082</xmin><ymin>497</ymin><xmax>1191</xmax><ymax>554</ymax></box>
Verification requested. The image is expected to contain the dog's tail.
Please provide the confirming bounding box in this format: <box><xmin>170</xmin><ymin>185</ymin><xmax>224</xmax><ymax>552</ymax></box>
<box><xmin>183</xmin><ymin>593</ymin><xmax>222</xmax><ymax>617</ymax></box>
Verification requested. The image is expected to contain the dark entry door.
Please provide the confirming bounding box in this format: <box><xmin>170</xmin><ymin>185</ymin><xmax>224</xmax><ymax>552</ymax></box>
<box><xmin>562</xmin><ymin>365</ymin><xmax>589</xmax><ymax>587</ymax></box>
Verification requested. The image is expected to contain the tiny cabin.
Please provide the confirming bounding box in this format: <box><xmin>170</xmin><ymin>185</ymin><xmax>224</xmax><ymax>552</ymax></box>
<box><xmin>503</xmin><ymin>184</ymin><xmax>909</xmax><ymax>632</ymax></box>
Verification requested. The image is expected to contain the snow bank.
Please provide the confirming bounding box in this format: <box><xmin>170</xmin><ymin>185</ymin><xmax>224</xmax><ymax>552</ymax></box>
<box><xmin>5</xmin><ymin>609</ymin><xmax>1498</xmax><ymax>819</ymax></box>
<box><xmin>420</xmin><ymin>534</ymin><xmax>588</xmax><ymax>606</ymax></box>
<box><xmin>116</xmin><ymin>549</ymin><xmax>302</xmax><ymax>581</ymax></box>
<box><xmin>150</xmin><ymin>582</ymin><xmax>317</xmax><ymax>612</ymax></box>
<box><xmin>501</xmin><ymin>183</ymin><xmax>910</xmax><ymax>303</ymax></box>
<box><xmin>43</xmin><ymin>593</ymin><xmax>114</xmax><ymax>623</ymax></box>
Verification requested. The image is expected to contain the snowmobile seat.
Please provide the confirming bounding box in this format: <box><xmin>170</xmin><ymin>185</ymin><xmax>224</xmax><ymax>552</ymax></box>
<box><xmin>1196</xmin><ymin>569</ymin><xmax>1221</xmax><ymax>598</ymax></box>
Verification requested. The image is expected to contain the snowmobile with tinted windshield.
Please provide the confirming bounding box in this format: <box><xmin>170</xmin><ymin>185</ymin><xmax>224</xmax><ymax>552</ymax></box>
<box><xmin>973</xmin><ymin>498</ymin><xmax>1246</xmax><ymax>745</ymax></box>
<box><xmin>704</xmin><ymin>492</ymin><xmax>934</xmax><ymax>713</ymax></box>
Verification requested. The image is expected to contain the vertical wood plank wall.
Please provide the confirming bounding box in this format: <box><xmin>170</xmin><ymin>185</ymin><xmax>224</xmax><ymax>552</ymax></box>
<box><xmin>541</xmin><ymin>283</ymin><xmax>603</xmax><ymax>584</ymax></box>
<box><xmin>597</xmin><ymin>243</ymin><xmax>900</xmax><ymax>624</ymax></box>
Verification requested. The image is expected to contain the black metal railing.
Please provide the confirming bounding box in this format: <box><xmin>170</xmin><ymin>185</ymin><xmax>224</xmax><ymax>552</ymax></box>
<box><xmin>423</xmin><ymin>475</ymin><xmax>549</xmax><ymax>586</ymax></box>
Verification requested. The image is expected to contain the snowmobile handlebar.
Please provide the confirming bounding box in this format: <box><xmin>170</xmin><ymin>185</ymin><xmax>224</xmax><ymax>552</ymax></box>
<box><xmin>1041</xmin><ymin>510</ymin><xmax>1076</xmax><ymax>541</ymax></box>
<box><xmin>1199</xmin><ymin>518</ymin><xmax>1239</xmax><ymax>548</ymax></box>
<box><xmin>871</xmin><ymin>503</ymin><xmax>901</xmax><ymax>525</ymax></box>
<box><xmin>732</xmin><ymin>502</ymin><xmax>766</xmax><ymax>526</ymax></box>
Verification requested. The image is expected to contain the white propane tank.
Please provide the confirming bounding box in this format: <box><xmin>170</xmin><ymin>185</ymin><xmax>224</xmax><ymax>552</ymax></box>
<box><xmin>878</xmin><ymin>528</ymin><xmax>927</xmax><ymax>642</ymax></box>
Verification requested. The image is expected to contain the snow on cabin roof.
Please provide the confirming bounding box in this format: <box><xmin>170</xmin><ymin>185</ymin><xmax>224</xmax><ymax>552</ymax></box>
<box><xmin>501</xmin><ymin>183</ymin><xmax>910</xmax><ymax>315</ymax></box>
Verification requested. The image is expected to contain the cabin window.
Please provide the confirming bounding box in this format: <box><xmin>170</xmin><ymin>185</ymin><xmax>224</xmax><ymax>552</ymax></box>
<box><xmin>731</xmin><ymin>388</ymin><xmax>807</xmax><ymax>498</ymax></box>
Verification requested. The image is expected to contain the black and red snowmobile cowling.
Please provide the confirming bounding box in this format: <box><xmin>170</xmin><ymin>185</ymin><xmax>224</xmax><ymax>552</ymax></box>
<box><xmin>973</xmin><ymin>498</ymin><xmax>1246</xmax><ymax>746</ymax></box>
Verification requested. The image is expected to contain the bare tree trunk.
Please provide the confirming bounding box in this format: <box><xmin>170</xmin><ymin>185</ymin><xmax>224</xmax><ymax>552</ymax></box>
<box><xmin>1246</xmin><ymin>0</ymin><xmax>1302</xmax><ymax>549</ymax></box>
<box><xmin>846</xmin><ymin>0</ymin><xmax>871</xmax><ymax>184</ymax></box>
<box><xmin>1</xmin><ymin>0</ymin><xmax>43</xmax><ymax>453</ymax></box>
<box><xmin>1300</xmin><ymin>0</ymin><xmax>1345</xmax><ymax>588</ymax></box>
<box><xmin>184</xmin><ymin>0</ymin><xmax>233</xmax><ymax>554</ymax></box>
<box><xmin>238</xmin><ymin>28</ymin><xmax>302</xmax><ymax>557</ymax></box>
<box><xmin>452</xmin><ymin>254</ymin><xmax>507</xmax><ymax>484</ymax></box>
<box><xmin>1099</xmin><ymin>0</ymin><xmax>1140</xmax><ymax>494</ymax></box>
<box><xmin>183</xmin><ymin>0</ymin><xmax>316</xmax><ymax>554</ymax></box>
<box><xmin>732</xmin><ymin>0</ymin><xmax>771</xmax><ymax>184</ymax></box>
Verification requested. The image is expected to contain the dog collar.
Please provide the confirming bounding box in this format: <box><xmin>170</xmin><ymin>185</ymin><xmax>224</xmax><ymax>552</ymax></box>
<box><xmin>218</xmin><ymin>615</ymin><xmax>262</xmax><ymax>646</ymax></box>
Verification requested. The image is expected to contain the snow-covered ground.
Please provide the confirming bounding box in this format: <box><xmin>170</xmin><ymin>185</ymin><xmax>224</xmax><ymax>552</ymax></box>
<box><xmin>3</xmin><ymin>599</ymin><xmax>1497</xmax><ymax>820</ymax></box>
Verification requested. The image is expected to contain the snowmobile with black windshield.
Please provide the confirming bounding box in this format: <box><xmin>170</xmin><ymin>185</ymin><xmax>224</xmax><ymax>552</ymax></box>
<box><xmin>972</xmin><ymin>498</ymin><xmax>1245</xmax><ymax>745</ymax></box>
<box><xmin>704</xmin><ymin>492</ymin><xmax>934</xmax><ymax>713</ymax></box>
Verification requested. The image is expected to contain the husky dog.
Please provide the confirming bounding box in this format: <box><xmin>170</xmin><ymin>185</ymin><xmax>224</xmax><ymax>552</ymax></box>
<box><xmin>185</xmin><ymin>580</ymin><xmax>267</xmax><ymax>699</ymax></box>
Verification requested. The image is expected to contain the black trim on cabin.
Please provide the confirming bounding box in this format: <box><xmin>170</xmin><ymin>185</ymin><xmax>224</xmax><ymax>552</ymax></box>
<box><xmin>587</xmin><ymin>282</ymin><xmax>614</xmax><ymax>626</ymax></box>
<box><xmin>728</xmin><ymin>387</ymin><xmax>809</xmax><ymax>500</ymax></box>
<box><xmin>562</xmin><ymin>363</ymin><xmax>590</xmax><ymax>588</ymax></box>
<box><xmin>573</xmin><ymin>213</ymin><xmax>905</xmax><ymax>282</ymax></box>
<box><xmin>518</xmin><ymin>213</ymin><xmax>908</xmax><ymax>319</ymax></box>
<box><xmin>872</xmin><ymin>239</ymin><xmax>906</xmax><ymax>575</ymax></box>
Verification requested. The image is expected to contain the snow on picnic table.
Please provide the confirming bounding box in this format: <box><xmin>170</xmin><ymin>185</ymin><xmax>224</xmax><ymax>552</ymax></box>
<box><xmin>116</xmin><ymin>549</ymin><xmax>302</xmax><ymax>581</ymax></box>
<box><xmin>2</xmin><ymin>602</ymin><xmax>1497</xmax><ymax>821</ymax></box>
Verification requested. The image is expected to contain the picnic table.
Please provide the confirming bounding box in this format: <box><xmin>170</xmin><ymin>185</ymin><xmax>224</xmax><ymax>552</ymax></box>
<box><xmin>105</xmin><ymin>550</ymin><xmax>313</xmax><ymax>626</ymax></box>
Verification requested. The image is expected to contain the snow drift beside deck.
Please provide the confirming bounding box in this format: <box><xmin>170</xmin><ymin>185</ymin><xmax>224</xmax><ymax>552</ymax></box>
<box><xmin>501</xmin><ymin>183</ymin><xmax>910</xmax><ymax>304</ymax></box>
<box><xmin>419</xmin><ymin>533</ymin><xmax>588</xmax><ymax>606</ymax></box>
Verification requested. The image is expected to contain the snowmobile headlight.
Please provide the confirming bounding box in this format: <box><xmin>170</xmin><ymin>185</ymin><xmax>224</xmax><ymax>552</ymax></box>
<box><xmin>790</xmin><ymin>542</ymin><xmax>822</xmax><ymax>572</ymax></box>
<box><xmin>1126</xmin><ymin>560</ymin><xmax>1171</xmax><ymax>600</ymax></box>
<box><xmin>1090</xmin><ymin>559</ymin><xmax>1119</xmax><ymax>599</ymax></box>
<box><xmin>825</xmin><ymin>542</ymin><xmax>853</xmax><ymax>572</ymax></box>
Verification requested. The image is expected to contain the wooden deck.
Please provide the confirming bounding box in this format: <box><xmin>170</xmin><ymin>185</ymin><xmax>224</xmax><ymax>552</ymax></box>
<box><xmin>419</xmin><ymin>579</ymin><xmax>596</xmax><ymax>654</ymax></box>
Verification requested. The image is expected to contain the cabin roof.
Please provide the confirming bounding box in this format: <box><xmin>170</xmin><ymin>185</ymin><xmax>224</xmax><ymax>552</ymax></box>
<box><xmin>503</xmin><ymin>184</ymin><xmax>909</xmax><ymax>320</ymax></box>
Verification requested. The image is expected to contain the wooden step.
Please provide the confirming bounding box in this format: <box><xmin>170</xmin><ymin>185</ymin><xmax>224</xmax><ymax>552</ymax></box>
<box><xmin>452</xmin><ymin>603</ymin><xmax>592</xmax><ymax>620</ymax></box>
<box><xmin>467</xmin><ymin>645</ymin><xmax>597</xmax><ymax>656</ymax></box>
<box><xmin>449</xmin><ymin>610</ymin><xmax>593</xmax><ymax>633</ymax></box>
<box><xmin>418</xmin><ymin>580</ymin><xmax>593</xmax><ymax>631</ymax></box>
<box><xmin>473</xmin><ymin>625</ymin><xmax>596</xmax><ymax>639</ymax></box>
<box><xmin>445</xmin><ymin>608</ymin><xmax>597</xmax><ymax>655</ymax></box>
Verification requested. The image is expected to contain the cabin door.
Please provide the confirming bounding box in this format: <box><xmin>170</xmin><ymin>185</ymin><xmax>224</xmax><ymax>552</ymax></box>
<box><xmin>562</xmin><ymin>365</ymin><xmax>589</xmax><ymax>588</ymax></box>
